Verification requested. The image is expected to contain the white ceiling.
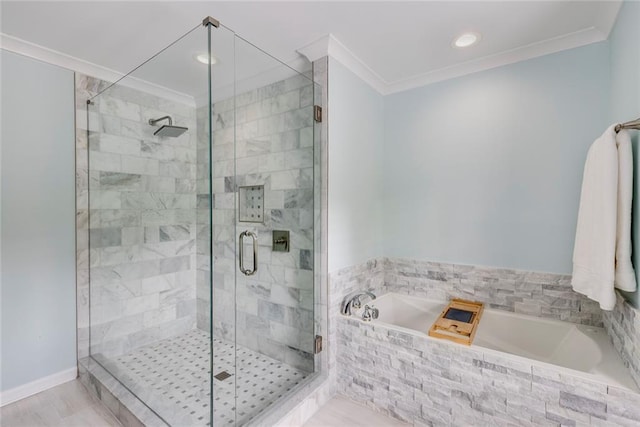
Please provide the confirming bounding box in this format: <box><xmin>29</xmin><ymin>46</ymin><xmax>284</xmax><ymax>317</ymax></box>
<box><xmin>0</xmin><ymin>1</ymin><xmax>622</xmax><ymax>100</ymax></box>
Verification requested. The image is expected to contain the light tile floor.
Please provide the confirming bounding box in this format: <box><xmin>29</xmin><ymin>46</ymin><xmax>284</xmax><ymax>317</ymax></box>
<box><xmin>304</xmin><ymin>397</ymin><xmax>408</xmax><ymax>427</ymax></box>
<box><xmin>1</xmin><ymin>382</ymin><xmax>405</xmax><ymax>427</ymax></box>
<box><xmin>0</xmin><ymin>379</ymin><xmax>122</xmax><ymax>427</ymax></box>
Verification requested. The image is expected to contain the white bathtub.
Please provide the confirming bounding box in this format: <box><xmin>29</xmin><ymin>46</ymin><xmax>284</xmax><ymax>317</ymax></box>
<box><xmin>366</xmin><ymin>292</ymin><xmax>638</xmax><ymax>391</ymax></box>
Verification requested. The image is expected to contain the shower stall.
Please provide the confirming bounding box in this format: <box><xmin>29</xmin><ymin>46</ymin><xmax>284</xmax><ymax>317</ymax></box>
<box><xmin>79</xmin><ymin>17</ymin><xmax>323</xmax><ymax>426</ymax></box>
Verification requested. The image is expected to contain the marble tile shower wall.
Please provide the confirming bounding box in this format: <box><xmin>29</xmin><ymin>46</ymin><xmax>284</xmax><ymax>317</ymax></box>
<box><xmin>76</xmin><ymin>74</ymin><xmax>198</xmax><ymax>359</ymax></box>
<box><xmin>195</xmin><ymin>74</ymin><xmax>316</xmax><ymax>372</ymax></box>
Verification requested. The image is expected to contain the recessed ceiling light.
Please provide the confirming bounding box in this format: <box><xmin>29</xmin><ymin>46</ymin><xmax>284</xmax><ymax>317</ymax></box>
<box><xmin>195</xmin><ymin>53</ymin><xmax>218</xmax><ymax>65</ymax></box>
<box><xmin>453</xmin><ymin>32</ymin><xmax>480</xmax><ymax>48</ymax></box>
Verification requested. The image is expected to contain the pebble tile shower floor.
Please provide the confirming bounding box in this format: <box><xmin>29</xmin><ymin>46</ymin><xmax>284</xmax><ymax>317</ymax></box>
<box><xmin>96</xmin><ymin>329</ymin><xmax>307</xmax><ymax>426</ymax></box>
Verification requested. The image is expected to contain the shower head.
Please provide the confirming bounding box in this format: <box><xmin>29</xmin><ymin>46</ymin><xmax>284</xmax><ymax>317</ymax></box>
<box><xmin>154</xmin><ymin>125</ymin><xmax>188</xmax><ymax>137</ymax></box>
<box><xmin>148</xmin><ymin>116</ymin><xmax>188</xmax><ymax>137</ymax></box>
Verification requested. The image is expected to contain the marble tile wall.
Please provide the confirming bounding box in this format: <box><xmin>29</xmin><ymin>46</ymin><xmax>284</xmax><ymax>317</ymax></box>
<box><xmin>603</xmin><ymin>293</ymin><xmax>640</xmax><ymax>388</ymax></box>
<box><xmin>337</xmin><ymin>315</ymin><xmax>640</xmax><ymax>426</ymax></box>
<box><xmin>195</xmin><ymin>72</ymin><xmax>316</xmax><ymax>372</ymax></box>
<box><xmin>79</xmin><ymin>357</ymin><xmax>165</xmax><ymax>427</ymax></box>
<box><xmin>329</xmin><ymin>258</ymin><xmax>640</xmax><ymax>426</ymax></box>
<box><xmin>76</xmin><ymin>74</ymin><xmax>198</xmax><ymax>359</ymax></box>
<box><xmin>327</xmin><ymin>258</ymin><xmax>640</xmax><ymax>425</ymax></box>
<box><xmin>385</xmin><ymin>258</ymin><xmax>603</xmax><ymax>327</ymax></box>
<box><xmin>327</xmin><ymin>257</ymin><xmax>602</xmax><ymax>354</ymax></box>
<box><xmin>327</xmin><ymin>259</ymin><xmax>386</xmax><ymax>394</ymax></box>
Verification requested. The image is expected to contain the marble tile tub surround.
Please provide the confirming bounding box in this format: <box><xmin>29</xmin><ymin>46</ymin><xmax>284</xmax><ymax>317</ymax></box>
<box><xmin>337</xmin><ymin>316</ymin><xmax>640</xmax><ymax>427</ymax></box>
<box><xmin>329</xmin><ymin>258</ymin><xmax>602</xmax><ymax>329</ymax></box>
<box><xmin>328</xmin><ymin>259</ymin><xmax>640</xmax><ymax>425</ymax></box>
<box><xmin>385</xmin><ymin>257</ymin><xmax>603</xmax><ymax>327</ymax></box>
<box><xmin>603</xmin><ymin>293</ymin><xmax>640</xmax><ymax>390</ymax></box>
<box><xmin>195</xmin><ymin>72</ymin><xmax>316</xmax><ymax>372</ymax></box>
<box><xmin>328</xmin><ymin>259</ymin><xmax>386</xmax><ymax>386</ymax></box>
<box><xmin>75</xmin><ymin>73</ymin><xmax>198</xmax><ymax>359</ymax></box>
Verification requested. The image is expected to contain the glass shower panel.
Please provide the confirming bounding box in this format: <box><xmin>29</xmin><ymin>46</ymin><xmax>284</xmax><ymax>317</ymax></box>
<box><xmin>87</xmin><ymin>24</ymin><xmax>217</xmax><ymax>426</ymax></box>
<box><xmin>205</xmin><ymin>23</ymin><xmax>240</xmax><ymax>427</ymax></box>
<box><xmin>85</xmin><ymin>18</ymin><xmax>319</xmax><ymax>426</ymax></box>
<box><xmin>230</xmin><ymin>35</ymin><xmax>316</xmax><ymax>423</ymax></box>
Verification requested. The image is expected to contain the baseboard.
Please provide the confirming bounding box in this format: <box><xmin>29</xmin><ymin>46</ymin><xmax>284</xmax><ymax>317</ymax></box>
<box><xmin>0</xmin><ymin>367</ymin><xmax>78</xmax><ymax>407</ymax></box>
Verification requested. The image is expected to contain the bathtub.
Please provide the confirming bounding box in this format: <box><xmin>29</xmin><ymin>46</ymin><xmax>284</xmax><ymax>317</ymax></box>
<box><xmin>368</xmin><ymin>292</ymin><xmax>638</xmax><ymax>391</ymax></box>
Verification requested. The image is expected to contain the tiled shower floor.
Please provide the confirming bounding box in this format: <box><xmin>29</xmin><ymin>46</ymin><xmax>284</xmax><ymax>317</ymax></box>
<box><xmin>95</xmin><ymin>329</ymin><xmax>307</xmax><ymax>426</ymax></box>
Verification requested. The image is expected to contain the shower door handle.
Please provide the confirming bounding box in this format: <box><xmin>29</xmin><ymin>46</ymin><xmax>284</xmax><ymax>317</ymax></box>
<box><xmin>239</xmin><ymin>230</ymin><xmax>258</xmax><ymax>276</ymax></box>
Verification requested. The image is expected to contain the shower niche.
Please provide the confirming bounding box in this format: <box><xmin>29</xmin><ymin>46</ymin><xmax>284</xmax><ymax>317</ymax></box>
<box><xmin>239</xmin><ymin>185</ymin><xmax>264</xmax><ymax>223</ymax></box>
<box><xmin>78</xmin><ymin>16</ymin><xmax>321</xmax><ymax>427</ymax></box>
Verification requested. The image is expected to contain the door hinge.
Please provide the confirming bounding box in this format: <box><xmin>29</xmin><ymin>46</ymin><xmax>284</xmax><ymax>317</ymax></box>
<box><xmin>314</xmin><ymin>105</ymin><xmax>322</xmax><ymax>123</ymax></box>
<box><xmin>314</xmin><ymin>335</ymin><xmax>323</xmax><ymax>354</ymax></box>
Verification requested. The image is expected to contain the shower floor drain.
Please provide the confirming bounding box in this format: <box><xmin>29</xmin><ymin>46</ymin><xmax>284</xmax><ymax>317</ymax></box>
<box><xmin>214</xmin><ymin>371</ymin><xmax>232</xmax><ymax>381</ymax></box>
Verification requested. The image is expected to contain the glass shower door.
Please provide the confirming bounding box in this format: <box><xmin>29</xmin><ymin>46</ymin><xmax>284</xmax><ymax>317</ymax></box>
<box><xmin>84</xmin><ymin>17</ymin><xmax>318</xmax><ymax>427</ymax></box>
<box><xmin>229</xmin><ymin>35</ymin><xmax>317</xmax><ymax>424</ymax></box>
<box><xmin>86</xmin><ymin>22</ymin><xmax>220</xmax><ymax>427</ymax></box>
<box><xmin>205</xmin><ymin>22</ymin><xmax>318</xmax><ymax>425</ymax></box>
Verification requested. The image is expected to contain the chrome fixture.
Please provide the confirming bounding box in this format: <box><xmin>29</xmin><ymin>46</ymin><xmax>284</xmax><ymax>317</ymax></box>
<box><xmin>272</xmin><ymin>230</ymin><xmax>289</xmax><ymax>252</ymax></box>
<box><xmin>239</xmin><ymin>230</ymin><xmax>258</xmax><ymax>276</ymax></box>
<box><xmin>341</xmin><ymin>291</ymin><xmax>376</xmax><ymax>316</ymax></box>
<box><xmin>148</xmin><ymin>116</ymin><xmax>188</xmax><ymax>137</ymax></box>
<box><xmin>615</xmin><ymin>117</ymin><xmax>640</xmax><ymax>133</ymax></box>
<box><xmin>362</xmin><ymin>304</ymin><xmax>379</xmax><ymax>322</ymax></box>
<box><xmin>314</xmin><ymin>105</ymin><xmax>322</xmax><ymax>123</ymax></box>
<box><xmin>202</xmin><ymin>16</ymin><xmax>220</xmax><ymax>27</ymax></box>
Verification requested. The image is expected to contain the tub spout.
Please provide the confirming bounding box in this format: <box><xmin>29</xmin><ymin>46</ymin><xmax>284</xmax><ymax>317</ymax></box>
<box><xmin>341</xmin><ymin>291</ymin><xmax>376</xmax><ymax>316</ymax></box>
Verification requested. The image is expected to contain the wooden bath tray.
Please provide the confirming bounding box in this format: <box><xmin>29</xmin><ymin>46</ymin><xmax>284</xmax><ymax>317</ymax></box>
<box><xmin>428</xmin><ymin>299</ymin><xmax>484</xmax><ymax>345</ymax></box>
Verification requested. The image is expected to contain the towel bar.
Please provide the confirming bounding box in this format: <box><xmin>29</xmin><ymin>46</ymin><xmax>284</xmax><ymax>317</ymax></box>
<box><xmin>615</xmin><ymin>117</ymin><xmax>640</xmax><ymax>133</ymax></box>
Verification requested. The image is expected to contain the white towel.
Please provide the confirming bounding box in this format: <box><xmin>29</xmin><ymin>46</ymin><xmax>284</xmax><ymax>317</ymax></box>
<box><xmin>572</xmin><ymin>125</ymin><xmax>637</xmax><ymax>310</ymax></box>
<box><xmin>614</xmin><ymin>129</ymin><xmax>637</xmax><ymax>292</ymax></box>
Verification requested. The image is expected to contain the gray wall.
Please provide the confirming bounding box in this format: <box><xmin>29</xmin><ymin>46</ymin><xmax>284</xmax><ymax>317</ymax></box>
<box><xmin>1</xmin><ymin>50</ymin><xmax>76</xmax><ymax>391</ymax></box>
<box><xmin>383</xmin><ymin>42</ymin><xmax>611</xmax><ymax>274</ymax></box>
<box><xmin>610</xmin><ymin>1</ymin><xmax>640</xmax><ymax>307</ymax></box>
<box><xmin>327</xmin><ymin>57</ymin><xmax>385</xmax><ymax>272</ymax></box>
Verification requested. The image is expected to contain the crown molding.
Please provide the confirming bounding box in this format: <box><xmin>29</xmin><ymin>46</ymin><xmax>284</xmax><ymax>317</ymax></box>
<box><xmin>0</xmin><ymin>33</ymin><xmax>195</xmax><ymax>107</ymax></box>
<box><xmin>2</xmin><ymin>20</ymin><xmax>614</xmax><ymax>105</ymax></box>
<box><xmin>298</xmin><ymin>26</ymin><xmax>609</xmax><ymax>96</ymax></box>
<box><xmin>298</xmin><ymin>33</ymin><xmax>388</xmax><ymax>94</ymax></box>
<box><xmin>386</xmin><ymin>27</ymin><xmax>608</xmax><ymax>95</ymax></box>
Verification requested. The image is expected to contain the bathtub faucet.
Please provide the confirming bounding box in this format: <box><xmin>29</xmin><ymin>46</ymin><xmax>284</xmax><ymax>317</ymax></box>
<box><xmin>341</xmin><ymin>291</ymin><xmax>376</xmax><ymax>316</ymax></box>
<box><xmin>362</xmin><ymin>305</ymin><xmax>379</xmax><ymax>322</ymax></box>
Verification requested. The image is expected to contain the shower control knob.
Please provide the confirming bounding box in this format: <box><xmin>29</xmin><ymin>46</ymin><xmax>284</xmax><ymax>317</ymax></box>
<box><xmin>362</xmin><ymin>305</ymin><xmax>379</xmax><ymax>321</ymax></box>
<box><xmin>370</xmin><ymin>305</ymin><xmax>379</xmax><ymax>319</ymax></box>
